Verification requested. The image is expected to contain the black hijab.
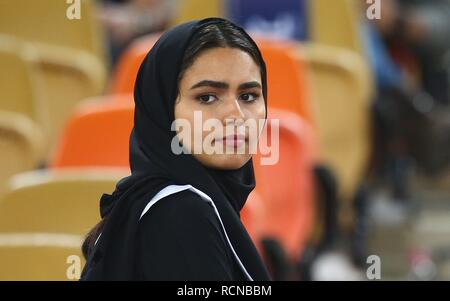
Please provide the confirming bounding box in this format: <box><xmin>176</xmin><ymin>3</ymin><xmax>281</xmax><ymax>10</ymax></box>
<box><xmin>81</xmin><ymin>18</ymin><xmax>270</xmax><ymax>281</ymax></box>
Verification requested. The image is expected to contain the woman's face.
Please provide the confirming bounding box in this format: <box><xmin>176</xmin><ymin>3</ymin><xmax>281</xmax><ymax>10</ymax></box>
<box><xmin>174</xmin><ymin>47</ymin><xmax>266</xmax><ymax>170</ymax></box>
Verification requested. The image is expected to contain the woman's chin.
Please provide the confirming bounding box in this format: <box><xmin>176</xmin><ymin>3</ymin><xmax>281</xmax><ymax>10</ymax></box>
<box><xmin>195</xmin><ymin>153</ymin><xmax>252</xmax><ymax>170</ymax></box>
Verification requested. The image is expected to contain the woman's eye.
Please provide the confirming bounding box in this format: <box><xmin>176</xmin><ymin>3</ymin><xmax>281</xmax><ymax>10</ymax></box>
<box><xmin>198</xmin><ymin>94</ymin><xmax>217</xmax><ymax>104</ymax></box>
<box><xmin>240</xmin><ymin>93</ymin><xmax>259</xmax><ymax>102</ymax></box>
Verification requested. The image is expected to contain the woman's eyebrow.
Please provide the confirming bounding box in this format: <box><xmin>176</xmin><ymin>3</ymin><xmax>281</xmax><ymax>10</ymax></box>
<box><xmin>238</xmin><ymin>81</ymin><xmax>262</xmax><ymax>90</ymax></box>
<box><xmin>190</xmin><ymin>80</ymin><xmax>262</xmax><ymax>90</ymax></box>
<box><xmin>190</xmin><ymin>80</ymin><xmax>229</xmax><ymax>90</ymax></box>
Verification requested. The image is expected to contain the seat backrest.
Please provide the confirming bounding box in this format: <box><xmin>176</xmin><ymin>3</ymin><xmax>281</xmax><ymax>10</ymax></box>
<box><xmin>241</xmin><ymin>191</ymin><xmax>265</xmax><ymax>255</ymax></box>
<box><xmin>0</xmin><ymin>36</ymin><xmax>42</xmax><ymax>121</ymax></box>
<box><xmin>256</xmin><ymin>39</ymin><xmax>315</xmax><ymax>126</ymax></box>
<box><xmin>171</xmin><ymin>0</ymin><xmax>224</xmax><ymax>26</ymax></box>
<box><xmin>0</xmin><ymin>0</ymin><xmax>106</xmax><ymax>65</ymax></box>
<box><xmin>308</xmin><ymin>0</ymin><xmax>364</xmax><ymax>56</ymax></box>
<box><xmin>0</xmin><ymin>169</ymin><xmax>126</xmax><ymax>234</ymax></box>
<box><xmin>0</xmin><ymin>34</ymin><xmax>107</xmax><ymax>161</ymax></box>
<box><xmin>50</xmin><ymin>96</ymin><xmax>134</xmax><ymax>169</ymax></box>
<box><xmin>0</xmin><ymin>111</ymin><xmax>44</xmax><ymax>195</ymax></box>
<box><xmin>29</xmin><ymin>44</ymin><xmax>107</xmax><ymax>158</ymax></box>
<box><xmin>109</xmin><ymin>34</ymin><xmax>161</xmax><ymax>95</ymax></box>
<box><xmin>253</xmin><ymin>109</ymin><xmax>317</xmax><ymax>260</ymax></box>
<box><xmin>0</xmin><ymin>233</ymin><xmax>84</xmax><ymax>280</ymax></box>
<box><xmin>298</xmin><ymin>42</ymin><xmax>373</xmax><ymax>202</ymax></box>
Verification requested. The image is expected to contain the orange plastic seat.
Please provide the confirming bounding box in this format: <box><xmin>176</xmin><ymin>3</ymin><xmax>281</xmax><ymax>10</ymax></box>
<box><xmin>241</xmin><ymin>191</ymin><xmax>265</xmax><ymax>256</ymax></box>
<box><xmin>253</xmin><ymin>108</ymin><xmax>317</xmax><ymax>261</ymax></box>
<box><xmin>109</xmin><ymin>34</ymin><xmax>161</xmax><ymax>95</ymax></box>
<box><xmin>50</xmin><ymin>95</ymin><xmax>134</xmax><ymax>169</ymax></box>
<box><xmin>256</xmin><ymin>40</ymin><xmax>315</xmax><ymax>126</ymax></box>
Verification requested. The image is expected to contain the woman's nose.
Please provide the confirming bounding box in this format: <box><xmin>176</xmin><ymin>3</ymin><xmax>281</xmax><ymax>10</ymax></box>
<box><xmin>222</xmin><ymin>97</ymin><xmax>245</xmax><ymax>123</ymax></box>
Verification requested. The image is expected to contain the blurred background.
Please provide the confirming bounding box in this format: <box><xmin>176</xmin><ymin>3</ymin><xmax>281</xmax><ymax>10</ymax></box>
<box><xmin>0</xmin><ymin>0</ymin><xmax>449</xmax><ymax>281</ymax></box>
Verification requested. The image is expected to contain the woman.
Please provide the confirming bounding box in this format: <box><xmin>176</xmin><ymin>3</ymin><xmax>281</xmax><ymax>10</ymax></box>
<box><xmin>81</xmin><ymin>17</ymin><xmax>271</xmax><ymax>281</ymax></box>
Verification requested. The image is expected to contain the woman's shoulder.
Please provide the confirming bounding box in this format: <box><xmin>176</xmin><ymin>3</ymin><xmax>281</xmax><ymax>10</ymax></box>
<box><xmin>137</xmin><ymin>188</ymin><xmax>230</xmax><ymax>254</ymax></box>
<box><xmin>139</xmin><ymin>188</ymin><xmax>217</xmax><ymax>228</ymax></box>
<box><xmin>135</xmin><ymin>188</ymin><xmax>240</xmax><ymax>281</ymax></box>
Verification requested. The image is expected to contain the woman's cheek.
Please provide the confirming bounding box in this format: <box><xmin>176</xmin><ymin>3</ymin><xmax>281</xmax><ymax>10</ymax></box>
<box><xmin>257</xmin><ymin>101</ymin><xmax>267</xmax><ymax>120</ymax></box>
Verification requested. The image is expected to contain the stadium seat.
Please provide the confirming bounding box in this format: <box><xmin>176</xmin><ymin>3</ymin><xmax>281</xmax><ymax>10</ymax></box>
<box><xmin>0</xmin><ymin>111</ymin><xmax>44</xmax><ymax>196</ymax></box>
<box><xmin>0</xmin><ymin>169</ymin><xmax>127</xmax><ymax>234</ymax></box>
<box><xmin>241</xmin><ymin>191</ymin><xmax>265</xmax><ymax>255</ymax></box>
<box><xmin>29</xmin><ymin>44</ymin><xmax>107</xmax><ymax>156</ymax></box>
<box><xmin>308</xmin><ymin>0</ymin><xmax>364</xmax><ymax>56</ymax></box>
<box><xmin>109</xmin><ymin>34</ymin><xmax>160</xmax><ymax>95</ymax></box>
<box><xmin>256</xmin><ymin>39</ymin><xmax>316</xmax><ymax>126</ymax></box>
<box><xmin>297</xmin><ymin>43</ymin><xmax>373</xmax><ymax>205</ymax></box>
<box><xmin>171</xmin><ymin>0</ymin><xmax>224</xmax><ymax>26</ymax></box>
<box><xmin>0</xmin><ymin>34</ymin><xmax>107</xmax><ymax>160</ymax></box>
<box><xmin>0</xmin><ymin>233</ymin><xmax>84</xmax><ymax>280</ymax></box>
<box><xmin>253</xmin><ymin>108</ymin><xmax>317</xmax><ymax>261</ymax></box>
<box><xmin>0</xmin><ymin>0</ymin><xmax>107</xmax><ymax>66</ymax></box>
<box><xmin>0</xmin><ymin>36</ymin><xmax>43</xmax><ymax>122</ymax></box>
<box><xmin>50</xmin><ymin>96</ymin><xmax>134</xmax><ymax>169</ymax></box>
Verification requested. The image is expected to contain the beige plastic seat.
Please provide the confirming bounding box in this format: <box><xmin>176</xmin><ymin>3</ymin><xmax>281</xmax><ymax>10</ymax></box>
<box><xmin>29</xmin><ymin>44</ymin><xmax>107</xmax><ymax>154</ymax></box>
<box><xmin>0</xmin><ymin>38</ymin><xmax>43</xmax><ymax>121</ymax></box>
<box><xmin>0</xmin><ymin>233</ymin><xmax>84</xmax><ymax>280</ymax></box>
<box><xmin>0</xmin><ymin>168</ymin><xmax>128</xmax><ymax>234</ymax></box>
<box><xmin>0</xmin><ymin>37</ymin><xmax>46</xmax><ymax>188</ymax></box>
<box><xmin>308</xmin><ymin>0</ymin><xmax>364</xmax><ymax>56</ymax></box>
<box><xmin>0</xmin><ymin>0</ymin><xmax>106</xmax><ymax>66</ymax></box>
<box><xmin>0</xmin><ymin>35</ymin><xmax>107</xmax><ymax>158</ymax></box>
<box><xmin>171</xmin><ymin>0</ymin><xmax>224</xmax><ymax>26</ymax></box>
<box><xmin>0</xmin><ymin>111</ymin><xmax>45</xmax><ymax>196</ymax></box>
<box><xmin>297</xmin><ymin>42</ymin><xmax>373</xmax><ymax>210</ymax></box>
<box><xmin>0</xmin><ymin>0</ymin><xmax>109</xmax><ymax>155</ymax></box>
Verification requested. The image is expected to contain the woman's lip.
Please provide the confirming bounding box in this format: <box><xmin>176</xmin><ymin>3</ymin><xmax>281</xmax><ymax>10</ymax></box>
<box><xmin>214</xmin><ymin>135</ymin><xmax>247</xmax><ymax>147</ymax></box>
